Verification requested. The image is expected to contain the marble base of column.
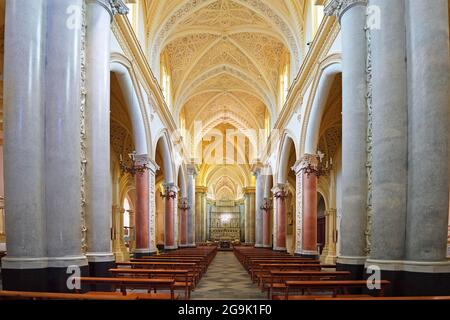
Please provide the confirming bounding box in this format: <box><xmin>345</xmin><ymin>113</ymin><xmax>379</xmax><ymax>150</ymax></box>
<box><xmin>133</xmin><ymin>248</ymin><xmax>153</xmax><ymax>258</ymax></box>
<box><xmin>86</xmin><ymin>253</ymin><xmax>115</xmax><ymax>276</ymax></box>
<box><xmin>46</xmin><ymin>256</ymin><xmax>89</xmax><ymax>293</ymax></box>
<box><xmin>263</xmin><ymin>245</ymin><xmax>272</xmax><ymax>248</ymax></box>
<box><xmin>363</xmin><ymin>259</ymin><xmax>450</xmax><ymax>296</ymax></box>
<box><xmin>85</xmin><ymin>253</ymin><xmax>116</xmax><ymax>291</ymax></box>
<box><xmin>187</xmin><ymin>244</ymin><xmax>197</xmax><ymax>248</ymax></box>
<box><xmin>254</xmin><ymin>244</ymin><xmax>264</xmax><ymax>248</ymax></box>
<box><xmin>273</xmin><ymin>247</ymin><xmax>287</xmax><ymax>252</ymax></box>
<box><xmin>336</xmin><ymin>256</ymin><xmax>367</xmax><ymax>282</ymax></box>
<box><xmin>1</xmin><ymin>258</ymin><xmax>49</xmax><ymax>291</ymax></box>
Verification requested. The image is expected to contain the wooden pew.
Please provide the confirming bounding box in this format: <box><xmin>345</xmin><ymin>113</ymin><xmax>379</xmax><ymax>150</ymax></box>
<box><xmin>0</xmin><ymin>290</ymin><xmax>137</xmax><ymax>300</ymax></box>
<box><xmin>252</xmin><ymin>263</ymin><xmax>323</xmax><ymax>282</ymax></box>
<box><xmin>76</xmin><ymin>277</ymin><xmax>177</xmax><ymax>300</ymax></box>
<box><xmin>264</xmin><ymin>271</ymin><xmax>351</xmax><ymax>299</ymax></box>
<box><xmin>274</xmin><ymin>280</ymin><xmax>390</xmax><ymax>300</ymax></box>
<box><xmin>132</xmin><ymin>257</ymin><xmax>207</xmax><ymax>275</ymax></box>
<box><xmin>109</xmin><ymin>268</ymin><xmax>192</xmax><ymax>299</ymax></box>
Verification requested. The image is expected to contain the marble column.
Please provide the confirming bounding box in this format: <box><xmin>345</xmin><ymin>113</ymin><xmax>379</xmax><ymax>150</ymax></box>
<box><xmin>164</xmin><ymin>183</ymin><xmax>178</xmax><ymax>250</ymax></box>
<box><xmin>85</xmin><ymin>0</ymin><xmax>127</xmax><ymax>277</ymax></box>
<box><xmin>365</xmin><ymin>1</ymin><xmax>408</xmax><ymax>290</ymax></box>
<box><xmin>262</xmin><ymin>198</ymin><xmax>272</xmax><ymax>248</ymax></box>
<box><xmin>134</xmin><ymin>158</ymin><xmax>150</xmax><ymax>257</ymax></box>
<box><xmin>303</xmin><ymin>166</ymin><xmax>318</xmax><ymax>258</ymax></box>
<box><xmin>179</xmin><ymin>198</ymin><xmax>189</xmax><ymax>247</ymax></box>
<box><xmin>403</xmin><ymin>0</ymin><xmax>450</xmax><ymax>295</ymax></box>
<box><xmin>195</xmin><ymin>186</ymin><xmax>207</xmax><ymax>244</ymax></box>
<box><xmin>325</xmin><ymin>0</ymin><xmax>368</xmax><ymax>276</ymax></box>
<box><xmin>293</xmin><ymin>154</ymin><xmax>319</xmax><ymax>258</ymax></box>
<box><xmin>187</xmin><ymin>165</ymin><xmax>197</xmax><ymax>246</ymax></box>
<box><xmin>273</xmin><ymin>184</ymin><xmax>287</xmax><ymax>251</ymax></box>
<box><xmin>44</xmin><ymin>0</ymin><xmax>89</xmax><ymax>292</ymax></box>
<box><xmin>253</xmin><ymin>165</ymin><xmax>264</xmax><ymax>247</ymax></box>
<box><xmin>2</xmin><ymin>0</ymin><xmax>48</xmax><ymax>291</ymax></box>
<box><xmin>147</xmin><ymin>160</ymin><xmax>158</xmax><ymax>254</ymax></box>
<box><xmin>243</xmin><ymin>187</ymin><xmax>256</xmax><ymax>244</ymax></box>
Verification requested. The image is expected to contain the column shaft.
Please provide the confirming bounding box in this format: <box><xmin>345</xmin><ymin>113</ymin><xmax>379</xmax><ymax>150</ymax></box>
<box><xmin>85</xmin><ymin>0</ymin><xmax>115</xmax><ymax>273</ymax></box>
<box><xmin>135</xmin><ymin>170</ymin><xmax>150</xmax><ymax>255</ymax></box>
<box><xmin>2</xmin><ymin>0</ymin><xmax>48</xmax><ymax>291</ymax></box>
<box><xmin>254</xmin><ymin>170</ymin><xmax>264</xmax><ymax>247</ymax></box>
<box><xmin>326</xmin><ymin>0</ymin><xmax>368</xmax><ymax>271</ymax></box>
<box><xmin>262</xmin><ymin>199</ymin><xmax>272</xmax><ymax>248</ymax></box>
<box><xmin>406</xmin><ymin>0</ymin><xmax>450</xmax><ymax>261</ymax></box>
<box><xmin>187</xmin><ymin>170</ymin><xmax>197</xmax><ymax>246</ymax></box>
<box><xmin>273</xmin><ymin>186</ymin><xmax>287</xmax><ymax>251</ymax></box>
<box><xmin>45</xmin><ymin>0</ymin><xmax>88</xmax><ymax>291</ymax></box>
<box><xmin>303</xmin><ymin>173</ymin><xmax>318</xmax><ymax>257</ymax></box>
<box><xmin>164</xmin><ymin>184</ymin><xmax>178</xmax><ymax>249</ymax></box>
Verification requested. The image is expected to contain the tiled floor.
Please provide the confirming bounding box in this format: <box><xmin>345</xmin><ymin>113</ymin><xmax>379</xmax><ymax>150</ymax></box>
<box><xmin>191</xmin><ymin>251</ymin><xmax>266</xmax><ymax>300</ymax></box>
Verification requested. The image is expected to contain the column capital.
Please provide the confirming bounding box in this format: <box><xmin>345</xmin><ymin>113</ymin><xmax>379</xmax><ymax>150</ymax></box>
<box><xmin>134</xmin><ymin>154</ymin><xmax>159</xmax><ymax>173</ymax></box>
<box><xmin>162</xmin><ymin>183</ymin><xmax>178</xmax><ymax>198</ymax></box>
<box><xmin>186</xmin><ymin>163</ymin><xmax>198</xmax><ymax>177</ymax></box>
<box><xmin>272</xmin><ymin>183</ymin><xmax>288</xmax><ymax>198</ymax></box>
<box><xmin>196</xmin><ymin>186</ymin><xmax>208</xmax><ymax>194</ymax></box>
<box><xmin>250</xmin><ymin>161</ymin><xmax>264</xmax><ymax>176</ymax></box>
<box><xmin>324</xmin><ymin>0</ymin><xmax>367</xmax><ymax>19</ymax></box>
<box><xmin>243</xmin><ymin>186</ymin><xmax>256</xmax><ymax>194</ymax></box>
<box><xmin>292</xmin><ymin>153</ymin><xmax>319</xmax><ymax>174</ymax></box>
<box><xmin>179</xmin><ymin>197</ymin><xmax>190</xmax><ymax>209</ymax></box>
<box><xmin>88</xmin><ymin>0</ymin><xmax>129</xmax><ymax>19</ymax></box>
<box><xmin>261</xmin><ymin>197</ymin><xmax>273</xmax><ymax>210</ymax></box>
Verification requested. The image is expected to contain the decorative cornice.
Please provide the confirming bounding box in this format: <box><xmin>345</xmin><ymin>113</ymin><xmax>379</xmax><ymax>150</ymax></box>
<box><xmin>324</xmin><ymin>0</ymin><xmax>367</xmax><ymax>18</ymax></box>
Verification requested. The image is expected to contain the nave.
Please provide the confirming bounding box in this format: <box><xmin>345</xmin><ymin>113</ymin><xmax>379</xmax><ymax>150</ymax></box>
<box><xmin>0</xmin><ymin>0</ymin><xmax>449</xmax><ymax>302</ymax></box>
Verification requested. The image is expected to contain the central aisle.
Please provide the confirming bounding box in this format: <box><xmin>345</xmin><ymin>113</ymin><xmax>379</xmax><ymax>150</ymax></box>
<box><xmin>191</xmin><ymin>251</ymin><xmax>266</xmax><ymax>300</ymax></box>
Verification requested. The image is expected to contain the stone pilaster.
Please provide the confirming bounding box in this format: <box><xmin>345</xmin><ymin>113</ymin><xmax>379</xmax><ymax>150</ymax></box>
<box><xmin>321</xmin><ymin>209</ymin><xmax>337</xmax><ymax>264</ymax></box>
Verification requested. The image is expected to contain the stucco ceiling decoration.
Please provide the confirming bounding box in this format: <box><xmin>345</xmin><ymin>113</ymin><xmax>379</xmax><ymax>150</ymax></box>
<box><xmin>150</xmin><ymin>0</ymin><xmax>301</xmax><ymax>71</ymax></box>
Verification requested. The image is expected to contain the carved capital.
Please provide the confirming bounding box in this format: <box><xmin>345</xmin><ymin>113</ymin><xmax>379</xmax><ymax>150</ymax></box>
<box><xmin>162</xmin><ymin>183</ymin><xmax>178</xmax><ymax>199</ymax></box>
<box><xmin>186</xmin><ymin>163</ymin><xmax>198</xmax><ymax>177</ymax></box>
<box><xmin>179</xmin><ymin>197</ymin><xmax>190</xmax><ymax>210</ymax></box>
<box><xmin>272</xmin><ymin>183</ymin><xmax>288</xmax><ymax>199</ymax></box>
<box><xmin>109</xmin><ymin>0</ymin><xmax>129</xmax><ymax>15</ymax></box>
<box><xmin>292</xmin><ymin>153</ymin><xmax>320</xmax><ymax>174</ymax></box>
<box><xmin>89</xmin><ymin>0</ymin><xmax>129</xmax><ymax>20</ymax></box>
<box><xmin>324</xmin><ymin>0</ymin><xmax>367</xmax><ymax>19</ymax></box>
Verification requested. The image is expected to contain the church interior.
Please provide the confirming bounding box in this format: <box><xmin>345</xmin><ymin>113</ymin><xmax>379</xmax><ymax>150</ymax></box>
<box><xmin>0</xmin><ymin>0</ymin><xmax>449</xmax><ymax>301</ymax></box>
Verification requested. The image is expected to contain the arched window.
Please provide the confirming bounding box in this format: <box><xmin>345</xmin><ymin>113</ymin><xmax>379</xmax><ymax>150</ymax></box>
<box><xmin>278</xmin><ymin>49</ymin><xmax>290</xmax><ymax>111</ymax></box>
<box><xmin>160</xmin><ymin>53</ymin><xmax>172</xmax><ymax>108</ymax></box>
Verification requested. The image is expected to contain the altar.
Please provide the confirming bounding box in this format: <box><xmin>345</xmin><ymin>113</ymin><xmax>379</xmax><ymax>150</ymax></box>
<box><xmin>210</xmin><ymin>211</ymin><xmax>240</xmax><ymax>241</ymax></box>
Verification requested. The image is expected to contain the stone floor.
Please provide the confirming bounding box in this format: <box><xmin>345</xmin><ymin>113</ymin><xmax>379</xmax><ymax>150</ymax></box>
<box><xmin>190</xmin><ymin>251</ymin><xmax>266</xmax><ymax>300</ymax></box>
